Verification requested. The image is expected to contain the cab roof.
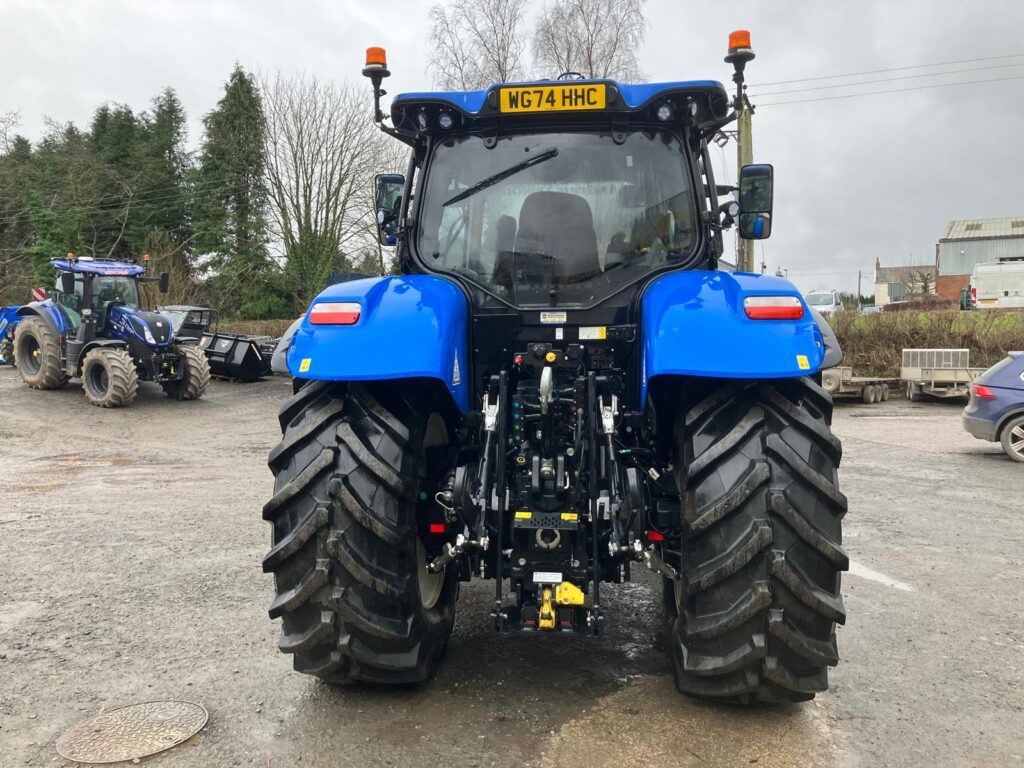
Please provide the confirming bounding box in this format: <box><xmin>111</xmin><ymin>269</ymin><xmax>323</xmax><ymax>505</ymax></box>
<box><xmin>391</xmin><ymin>79</ymin><xmax>731</xmax><ymax>138</ymax></box>
<box><xmin>51</xmin><ymin>258</ymin><xmax>146</xmax><ymax>277</ymax></box>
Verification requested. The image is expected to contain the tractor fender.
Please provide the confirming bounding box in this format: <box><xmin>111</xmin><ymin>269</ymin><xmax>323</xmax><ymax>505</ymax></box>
<box><xmin>640</xmin><ymin>270</ymin><xmax>826</xmax><ymax>405</ymax></box>
<box><xmin>287</xmin><ymin>275</ymin><xmax>470</xmax><ymax>413</ymax></box>
<box><xmin>81</xmin><ymin>338</ymin><xmax>128</xmax><ymax>356</ymax></box>
<box><xmin>16</xmin><ymin>301</ymin><xmax>72</xmax><ymax>337</ymax></box>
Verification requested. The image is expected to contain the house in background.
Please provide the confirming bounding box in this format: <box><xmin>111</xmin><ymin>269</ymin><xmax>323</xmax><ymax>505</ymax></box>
<box><xmin>874</xmin><ymin>258</ymin><xmax>938</xmax><ymax>306</ymax></box>
<box><xmin>936</xmin><ymin>217</ymin><xmax>1024</xmax><ymax>301</ymax></box>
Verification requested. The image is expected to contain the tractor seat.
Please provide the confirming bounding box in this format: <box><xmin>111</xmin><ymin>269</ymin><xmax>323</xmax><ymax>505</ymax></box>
<box><xmin>514</xmin><ymin>192</ymin><xmax>600</xmax><ymax>284</ymax></box>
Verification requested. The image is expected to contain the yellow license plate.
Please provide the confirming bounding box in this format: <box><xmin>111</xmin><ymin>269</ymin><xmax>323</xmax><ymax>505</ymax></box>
<box><xmin>500</xmin><ymin>84</ymin><xmax>606</xmax><ymax>113</ymax></box>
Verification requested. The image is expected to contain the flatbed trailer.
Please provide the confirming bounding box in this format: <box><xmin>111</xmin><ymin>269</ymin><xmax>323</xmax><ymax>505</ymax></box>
<box><xmin>821</xmin><ymin>366</ymin><xmax>896</xmax><ymax>403</ymax></box>
<box><xmin>900</xmin><ymin>348</ymin><xmax>985</xmax><ymax>401</ymax></box>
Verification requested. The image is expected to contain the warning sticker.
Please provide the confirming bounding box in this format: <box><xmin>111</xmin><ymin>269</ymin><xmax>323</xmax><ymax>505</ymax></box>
<box><xmin>796</xmin><ymin>355</ymin><xmax>810</xmax><ymax>370</ymax></box>
<box><xmin>540</xmin><ymin>311</ymin><xmax>567</xmax><ymax>324</ymax></box>
<box><xmin>299</xmin><ymin>358</ymin><xmax>312</xmax><ymax>373</ymax></box>
<box><xmin>452</xmin><ymin>355</ymin><xmax>461</xmax><ymax>385</ymax></box>
<box><xmin>579</xmin><ymin>327</ymin><xmax>606</xmax><ymax>340</ymax></box>
<box><xmin>533</xmin><ymin>571</ymin><xmax>562</xmax><ymax>584</ymax></box>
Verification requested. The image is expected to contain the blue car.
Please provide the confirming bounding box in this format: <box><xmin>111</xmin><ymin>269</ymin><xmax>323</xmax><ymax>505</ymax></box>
<box><xmin>962</xmin><ymin>351</ymin><xmax>1024</xmax><ymax>462</ymax></box>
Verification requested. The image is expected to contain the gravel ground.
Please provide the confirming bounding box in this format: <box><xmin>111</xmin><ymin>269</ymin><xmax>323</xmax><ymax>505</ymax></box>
<box><xmin>0</xmin><ymin>368</ymin><xmax>1021</xmax><ymax>767</ymax></box>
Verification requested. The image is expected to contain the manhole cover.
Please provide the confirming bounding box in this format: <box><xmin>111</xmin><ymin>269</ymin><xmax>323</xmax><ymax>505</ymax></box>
<box><xmin>56</xmin><ymin>700</ymin><xmax>208</xmax><ymax>764</ymax></box>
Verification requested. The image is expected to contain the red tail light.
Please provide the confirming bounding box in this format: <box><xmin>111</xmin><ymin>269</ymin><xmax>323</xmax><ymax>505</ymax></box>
<box><xmin>309</xmin><ymin>301</ymin><xmax>361</xmax><ymax>325</ymax></box>
<box><xmin>429</xmin><ymin>523</ymin><xmax>446</xmax><ymax>534</ymax></box>
<box><xmin>646</xmin><ymin>530</ymin><xmax>665</xmax><ymax>542</ymax></box>
<box><xmin>972</xmin><ymin>384</ymin><xmax>997</xmax><ymax>400</ymax></box>
<box><xmin>743</xmin><ymin>295</ymin><xmax>805</xmax><ymax>320</ymax></box>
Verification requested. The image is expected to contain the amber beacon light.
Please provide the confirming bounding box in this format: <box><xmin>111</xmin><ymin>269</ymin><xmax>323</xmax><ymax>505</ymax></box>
<box><xmin>728</xmin><ymin>29</ymin><xmax>752</xmax><ymax>54</ymax></box>
<box><xmin>363</xmin><ymin>47</ymin><xmax>389</xmax><ymax>76</ymax></box>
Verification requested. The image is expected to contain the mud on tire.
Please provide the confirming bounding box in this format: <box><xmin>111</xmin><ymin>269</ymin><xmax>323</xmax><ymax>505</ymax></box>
<box><xmin>81</xmin><ymin>347</ymin><xmax>139</xmax><ymax>408</ymax></box>
<box><xmin>13</xmin><ymin>316</ymin><xmax>68</xmax><ymax>389</ymax></box>
<box><xmin>263</xmin><ymin>380</ymin><xmax>457</xmax><ymax>684</ymax></box>
<box><xmin>665</xmin><ymin>377</ymin><xmax>848</xmax><ymax>704</ymax></box>
<box><xmin>161</xmin><ymin>344</ymin><xmax>211</xmax><ymax>400</ymax></box>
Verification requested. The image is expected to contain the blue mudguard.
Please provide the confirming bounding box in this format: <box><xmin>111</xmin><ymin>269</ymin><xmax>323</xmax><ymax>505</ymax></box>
<box><xmin>287</xmin><ymin>275</ymin><xmax>470</xmax><ymax>413</ymax></box>
<box><xmin>16</xmin><ymin>300</ymin><xmax>73</xmax><ymax>336</ymax></box>
<box><xmin>641</xmin><ymin>271</ymin><xmax>825</xmax><ymax>404</ymax></box>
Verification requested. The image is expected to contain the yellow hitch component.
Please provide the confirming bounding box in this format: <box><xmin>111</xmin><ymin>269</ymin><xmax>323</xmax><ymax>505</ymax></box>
<box><xmin>555</xmin><ymin>582</ymin><xmax>585</xmax><ymax>606</ymax></box>
<box><xmin>538</xmin><ymin>587</ymin><xmax>556</xmax><ymax>630</ymax></box>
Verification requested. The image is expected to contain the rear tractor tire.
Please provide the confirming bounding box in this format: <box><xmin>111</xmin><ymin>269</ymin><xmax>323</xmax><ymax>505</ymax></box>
<box><xmin>263</xmin><ymin>380</ymin><xmax>457</xmax><ymax>684</ymax></box>
<box><xmin>13</xmin><ymin>316</ymin><xmax>68</xmax><ymax>390</ymax></box>
<box><xmin>666</xmin><ymin>377</ymin><xmax>848</xmax><ymax>704</ymax></box>
<box><xmin>161</xmin><ymin>344</ymin><xmax>211</xmax><ymax>400</ymax></box>
<box><xmin>81</xmin><ymin>347</ymin><xmax>139</xmax><ymax>408</ymax></box>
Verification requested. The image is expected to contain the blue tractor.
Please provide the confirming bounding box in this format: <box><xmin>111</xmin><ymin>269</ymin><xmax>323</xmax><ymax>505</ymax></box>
<box><xmin>10</xmin><ymin>256</ymin><xmax>211</xmax><ymax>407</ymax></box>
<box><xmin>263</xmin><ymin>37</ymin><xmax>847</xmax><ymax>703</ymax></box>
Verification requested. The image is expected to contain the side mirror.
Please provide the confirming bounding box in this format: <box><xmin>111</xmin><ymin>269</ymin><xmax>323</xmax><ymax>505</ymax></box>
<box><xmin>158</xmin><ymin>272</ymin><xmax>170</xmax><ymax>294</ymax></box>
<box><xmin>375</xmin><ymin>173</ymin><xmax>405</xmax><ymax>246</ymax></box>
<box><xmin>738</xmin><ymin>163</ymin><xmax>773</xmax><ymax>240</ymax></box>
<box><xmin>60</xmin><ymin>272</ymin><xmax>75</xmax><ymax>296</ymax></box>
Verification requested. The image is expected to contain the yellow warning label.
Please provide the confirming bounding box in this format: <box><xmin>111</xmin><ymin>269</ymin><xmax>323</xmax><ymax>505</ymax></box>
<box><xmin>561</xmin><ymin>512</ymin><xmax>579</xmax><ymax>521</ymax></box>
<box><xmin>514</xmin><ymin>511</ymin><xmax>532</xmax><ymax>520</ymax></box>
<box><xmin>299</xmin><ymin>358</ymin><xmax>312</xmax><ymax>373</ymax></box>
<box><xmin>796</xmin><ymin>355</ymin><xmax>810</xmax><ymax>370</ymax></box>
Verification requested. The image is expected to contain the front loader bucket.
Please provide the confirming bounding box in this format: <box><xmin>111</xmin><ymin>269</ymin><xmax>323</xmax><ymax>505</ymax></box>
<box><xmin>199</xmin><ymin>332</ymin><xmax>271</xmax><ymax>382</ymax></box>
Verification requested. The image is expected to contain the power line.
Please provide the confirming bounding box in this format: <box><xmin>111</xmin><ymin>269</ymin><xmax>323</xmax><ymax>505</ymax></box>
<box><xmin>0</xmin><ymin>181</ymin><xmax>250</xmax><ymax>226</ymax></box>
<box><xmin>751</xmin><ymin>61</ymin><xmax>1024</xmax><ymax>98</ymax></box>
<box><xmin>757</xmin><ymin>74</ymin><xmax>1024</xmax><ymax>107</ymax></box>
<box><xmin>0</xmin><ymin>175</ymin><xmax>251</xmax><ymax>225</ymax></box>
<box><xmin>751</xmin><ymin>52</ymin><xmax>1024</xmax><ymax>87</ymax></box>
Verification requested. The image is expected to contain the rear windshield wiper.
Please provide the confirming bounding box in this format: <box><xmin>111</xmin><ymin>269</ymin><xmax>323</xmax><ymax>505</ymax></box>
<box><xmin>443</xmin><ymin>147</ymin><xmax>558</xmax><ymax>207</ymax></box>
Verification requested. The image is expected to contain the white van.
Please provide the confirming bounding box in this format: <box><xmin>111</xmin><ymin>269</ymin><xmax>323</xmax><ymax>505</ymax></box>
<box><xmin>971</xmin><ymin>260</ymin><xmax>1024</xmax><ymax>309</ymax></box>
<box><xmin>805</xmin><ymin>290</ymin><xmax>843</xmax><ymax>316</ymax></box>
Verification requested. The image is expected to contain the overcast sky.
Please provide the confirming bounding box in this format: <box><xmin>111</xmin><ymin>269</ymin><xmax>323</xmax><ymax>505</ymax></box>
<box><xmin>1</xmin><ymin>0</ymin><xmax>1022</xmax><ymax>294</ymax></box>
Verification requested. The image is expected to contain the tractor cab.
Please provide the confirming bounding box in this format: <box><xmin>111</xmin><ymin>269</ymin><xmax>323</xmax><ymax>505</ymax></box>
<box><xmin>375</xmin><ymin>78</ymin><xmax>759</xmax><ymax>312</ymax></box>
<box><xmin>51</xmin><ymin>259</ymin><xmax>145</xmax><ymax>334</ymax></box>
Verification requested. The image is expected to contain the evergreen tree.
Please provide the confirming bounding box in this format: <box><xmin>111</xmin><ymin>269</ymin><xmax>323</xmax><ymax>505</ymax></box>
<box><xmin>135</xmin><ymin>88</ymin><xmax>191</xmax><ymax>251</ymax></box>
<box><xmin>194</xmin><ymin>64</ymin><xmax>285</xmax><ymax>318</ymax></box>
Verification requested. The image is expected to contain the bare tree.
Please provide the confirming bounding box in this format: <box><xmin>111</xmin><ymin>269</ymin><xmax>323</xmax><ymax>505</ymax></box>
<box><xmin>428</xmin><ymin>0</ymin><xmax>528</xmax><ymax>90</ymax></box>
<box><xmin>0</xmin><ymin>110</ymin><xmax>20</xmax><ymax>153</ymax></box>
<box><xmin>533</xmin><ymin>0</ymin><xmax>646</xmax><ymax>81</ymax></box>
<box><xmin>908</xmin><ymin>269</ymin><xmax>936</xmax><ymax>297</ymax></box>
<box><xmin>261</xmin><ymin>74</ymin><xmax>383</xmax><ymax>305</ymax></box>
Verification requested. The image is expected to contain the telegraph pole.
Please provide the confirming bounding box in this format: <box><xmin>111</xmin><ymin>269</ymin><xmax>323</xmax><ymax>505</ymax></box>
<box><xmin>725</xmin><ymin>31</ymin><xmax>756</xmax><ymax>273</ymax></box>
<box><xmin>857</xmin><ymin>270</ymin><xmax>862</xmax><ymax>310</ymax></box>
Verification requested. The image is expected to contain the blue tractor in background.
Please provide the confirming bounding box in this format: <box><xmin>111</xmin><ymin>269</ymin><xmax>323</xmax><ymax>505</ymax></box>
<box><xmin>263</xmin><ymin>36</ymin><xmax>847</xmax><ymax>704</ymax></box>
<box><xmin>9</xmin><ymin>255</ymin><xmax>210</xmax><ymax>407</ymax></box>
